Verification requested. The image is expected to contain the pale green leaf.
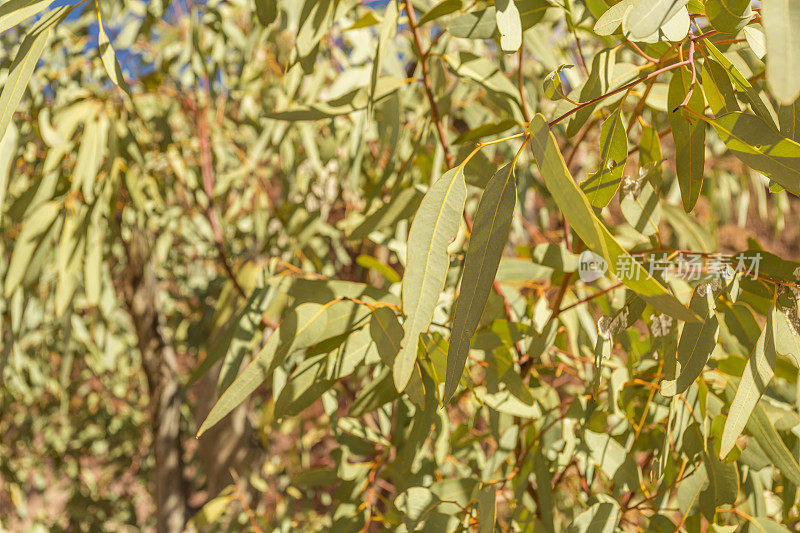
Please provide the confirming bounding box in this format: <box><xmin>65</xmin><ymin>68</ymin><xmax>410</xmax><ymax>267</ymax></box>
<box><xmin>567</xmin><ymin>501</ymin><xmax>620</xmax><ymax>533</ymax></box>
<box><xmin>763</xmin><ymin>0</ymin><xmax>800</xmax><ymax>104</ymax></box>
<box><xmin>706</xmin><ymin>111</ymin><xmax>800</xmax><ymax>197</ymax></box>
<box><xmin>4</xmin><ymin>200</ymin><xmax>60</xmax><ymax>297</ymax></box>
<box><xmin>198</xmin><ymin>302</ymin><xmax>333</xmax><ymax>436</ymax></box>
<box><xmin>0</xmin><ymin>0</ymin><xmax>51</xmax><ymax>34</ymax></box>
<box><xmin>720</xmin><ymin>306</ymin><xmax>779</xmax><ymax>457</ymax></box>
<box><xmin>97</xmin><ymin>11</ymin><xmax>130</xmax><ymax>96</ymax></box>
<box><xmin>623</xmin><ymin>0</ymin><xmax>688</xmax><ymax>40</ymax></box>
<box><xmin>593</xmin><ymin>0</ymin><xmax>634</xmax><ymax>36</ymax></box>
<box><xmin>495</xmin><ymin>0</ymin><xmax>522</xmax><ymax>53</ymax></box>
<box><xmin>397</xmin><ymin>167</ymin><xmax>466</xmax><ymax>391</ymax></box>
<box><xmin>620</xmin><ymin>180</ymin><xmax>661</xmax><ymax>236</ymax></box>
<box><xmin>705</xmin><ymin>0</ymin><xmax>752</xmax><ymax>34</ymax></box>
<box><xmin>660</xmin><ymin>286</ymin><xmax>719</xmax><ymax>396</ymax></box>
<box><xmin>581</xmin><ymin>108</ymin><xmax>627</xmax><ymax>208</ymax></box>
<box><xmin>0</xmin><ymin>5</ymin><xmax>72</xmax><ymax>142</ymax></box>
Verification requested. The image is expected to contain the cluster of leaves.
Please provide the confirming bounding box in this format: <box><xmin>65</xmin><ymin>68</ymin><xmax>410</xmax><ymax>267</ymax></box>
<box><xmin>4</xmin><ymin>0</ymin><xmax>800</xmax><ymax>530</ymax></box>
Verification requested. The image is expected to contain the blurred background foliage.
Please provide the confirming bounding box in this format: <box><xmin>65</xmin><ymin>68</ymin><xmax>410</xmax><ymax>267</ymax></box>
<box><xmin>2</xmin><ymin>0</ymin><xmax>800</xmax><ymax>531</ymax></box>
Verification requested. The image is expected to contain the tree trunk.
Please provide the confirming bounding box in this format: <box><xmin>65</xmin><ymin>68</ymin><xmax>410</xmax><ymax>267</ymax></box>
<box><xmin>124</xmin><ymin>231</ymin><xmax>187</xmax><ymax>533</ymax></box>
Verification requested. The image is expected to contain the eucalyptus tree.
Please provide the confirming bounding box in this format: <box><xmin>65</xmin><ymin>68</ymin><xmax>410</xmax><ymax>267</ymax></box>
<box><xmin>3</xmin><ymin>0</ymin><xmax>800</xmax><ymax>531</ymax></box>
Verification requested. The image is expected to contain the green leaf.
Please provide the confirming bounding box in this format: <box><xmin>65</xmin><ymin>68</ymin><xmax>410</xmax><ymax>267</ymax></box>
<box><xmin>705</xmin><ymin>111</ymin><xmax>800</xmax><ymax>197</ymax></box>
<box><xmin>623</xmin><ymin>0</ymin><xmax>688</xmax><ymax>40</ymax></box>
<box><xmin>395</xmin><ymin>487</ymin><xmax>440</xmax><ymax>529</ymax></box>
<box><xmin>702</xmin><ymin>58</ymin><xmax>740</xmax><ymax>116</ymax></box>
<box><xmin>198</xmin><ymin>301</ymin><xmax>337</xmax><ymax>436</ymax></box>
<box><xmin>477</xmin><ymin>485</ymin><xmax>497</xmax><ymax>533</ymax></box>
<box><xmin>0</xmin><ymin>121</ymin><xmax>17</xmax><ymax>219</ymax></box>
<box><xmin>668</xmin><ymin>66</ymin><xmax>706</xmax><ymax>211</ymax></box>
<box><xmin>0</xmin><ymin>5</ymin><xmax>72</xmax><ymax>142</ymax></box>
<box><xmin>448</xmin><ymin>7</ymin><xmax>496</xmax><ymax>39</ymax></box>
<box><xmin>620</xmin><ymin>179</ymin><xmax>661</xmax><ymax>236</ymax></box>
<box><xmin>584</xmin><ymin>431</ymin><xmax>641</xmax><ymax>491</ymax></box>
<box><xmin>419</xmin><ymin>0</ymin><xmax>462</xmax><ymax>25</ymax></box>
<box><xmin>4</xmin><ymin>200</ymin><xmax>60</xmax><ymax>297</ymax></box>
<box><xmin>254</xmin><ymin>0</ymin><xmax>277</xmax><ymax>26</ymax></box>
<box><xmin>704</xmin><ymin>41</ymin><xmax>777</xmax><ymax>126</ymax></box>
<box><xmin>347</xmin><ymin>187</ymin><xmax>423</xmax><ymax>240</ymax></box>
<box><xmin>660</xmin><ymin>285</ymin><xmax>719</xmax><ymax>396</ymax></box>
<box><xmin>720</xmin><ymin>305</ymin><xmax>779</xmax><ymax>458</ymax></box>
<box><xmin>370</xmin><ymin>307</ymin><xmax>426</xmax><ymax>406</ymax></box>
<box><xmin>444</xmin><ymin>52</ymin><xmax>519</xmax><ymax>102</ymax></box>
<box><xmin>445</xmin><ymin>163</ymin><xmax>516</xmax><ymax>403</ymax></box>
<box><xmin>397</xmin><ymin>167</ymin><xmax>466</xmax><ymax>392</ymax></box>
<box><xmin>763</xmin><ymin>0</ymin><xmax>800</xmax><ymax>104</ymax></box>
<box><xmin>447</xmin><ymin>0</ymin><xmax>549</xmax><ymax>39</ymax></box>
<box><xmin>705</xmin><ymin>0</ymin><xmax>752</xmax><ymax>34</ymax></box>
<box><xmin>778</xmin><ymin>99</ymin><xmax>800</xmax><ymax>142</ymax></box>
<box><xmin>495</xmin><ymin>0</ymin><xmax>521</xmax><ymax>53</ymax></box>
<box><xmin>567</xmin><ymin>49</ymin><xmax>616</xmax><ymax>137</ymax></box>
<box><xmin>97</xmin><ymin>10</ymin><xmax>130</xmax><ymax>96</ymax></box>
<box><xmin>0</xmin><ymin>0</ymin><xmax>51</xmax><ymax>34</ymax></box>
<box><xmin>638</xmin><ymin>122</ymin><xmax>663</xmax><ymax>184</ymax></box>
<box><xmin>55</xmin><ymin>206</ymin><xmax>87</xmax><ymax>317</ymax></box>
<box><xmin>543</xmin><ymin>64</ymin><xmax>574</xmax><ymax>101</ymax></box>
<box><xmin>594</xmin><ymin>0</ymin><xmax>634</xmax><ymax>36</ymax></box>
<box><xmin>624</xmin><ymin>4</ymin><xmax>689</xmax><ymax>43</ymax></box>
<box><xmin>581</xmin><ymin>108</ymin><xmax>627</xmax><ymax>208</ymax></box>
<box><xmin>528</xmin><ymin>114</ymin><xmax>697</xmax><ymax>322</ymax></box>
<box><xmin>723</xmin><ymin>379</ymin><xmax>800</xmax><ymax>486</ymax></box>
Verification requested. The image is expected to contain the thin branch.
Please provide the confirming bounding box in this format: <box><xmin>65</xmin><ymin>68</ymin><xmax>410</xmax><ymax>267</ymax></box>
<box><xmin>548</xmin><ymin>60</ymin><xmax>690</xmax><ymax>127</ymax></box>
<box><xmin>186</xmin><ymin>96</ymin><xmax>247</xmax><ymax>299</ymax></box>
<box><xmin>403</xmin><ymin>0</ymin><xmax>454</xmax><ymax>168</ymax></box>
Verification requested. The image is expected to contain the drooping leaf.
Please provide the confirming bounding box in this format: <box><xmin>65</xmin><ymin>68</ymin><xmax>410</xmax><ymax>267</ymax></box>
<box><xmin>702</xmin><ymin>58</ymin><xmax>740</xmax><ymax>116</ymax></box>
<box><xmin>763</xmin><ymin>0</ymin><xmax>800</xmax><ymax>104</ymax></box>
<box><xmin>198</xmin><ymin>301</ymin><xmax>349</xmax><ymax>436</ymax></box>
<box><xmin>370</xmin><ymin>307</ymin><xmax>426</xmax><ymax>406</ymax></box>
<box><xmin>4</xmin><ymin>200</ymin><xmax>60</xmax><ymax>297</ymax></box>
<box><xmin>445</xmin><ymin>163</ymin><xmax>516</xmax><ymax>403</ymax></box>
<box><xmin>96</xmin><ymin>8</ymin><xmax>130</xmax><ymax>96</ymax></box>
<box><xmin>397</xmin><ymin>167</ymin><xmax>466</xmax><ymax>391</ymax></box>
<box><xmin>477</xmin><ymin>485</ymin><xmax>497</xmax><ymax>533</ymax></box>
<box><xmin>495</xmin><ymin>0</ymin><xmax>521</xmax><ymax>53</ymax></box>
<box><xmin>667</xmin><ymin>66</ymin><xmax>706</xmax><ymax>212</ymax></box>
<box><xmin>0</xmin><ymin>5</ymin><xmax>73</xmax><ymax>142</ymax></box>
<box><xmin>660</xmin><ymin>285</ymin><xmax>719</xmax><ymax>396</ymax></box>
<box><xmin>0</xmin><ymin>0</ymin><xmax>51</xmax><ymax>34</ymax></box>
<box><xmin>528</xmin><ymin>114</ymin><xmax>696</xmax><ymax>322</ymax></box>
<box><xmin>723</xmin><ymin>379</ymin><xmax>800</xmax><ymax>486</ymax></box>
<box><xmin>720</xmin><ymin>305</ymin><xmax>779</xmax><ymax>458</ymax></box>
